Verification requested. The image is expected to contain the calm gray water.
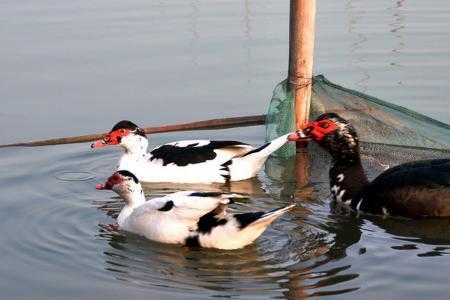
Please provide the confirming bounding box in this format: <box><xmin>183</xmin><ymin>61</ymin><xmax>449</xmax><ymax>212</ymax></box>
<box><xmin>1</xmin><ymin>0</ymin><xmax>449</xmax><ymax>299</ymax></box>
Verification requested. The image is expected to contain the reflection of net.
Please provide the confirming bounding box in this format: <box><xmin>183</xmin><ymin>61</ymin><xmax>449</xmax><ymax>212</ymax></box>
<box><xmin>266</xmin><ymin>75</ymin><xmax>450</xmax><ymax>157</ymax></box>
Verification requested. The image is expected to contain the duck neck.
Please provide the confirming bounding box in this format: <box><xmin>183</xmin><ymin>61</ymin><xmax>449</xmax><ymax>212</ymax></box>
<box><xmin>117</xmin><ymin>187</ymin><xmax>146</xmax><ymax>226</ymax></box>
<box><xmin>329</xmin><ymin>153</ymin><xmax>369</xmax><ymax>209</ymax></box>
<box><xmin>121</xmin><ymin>135</ymin><xmax>149</xmax><ymax>157</ymax></box>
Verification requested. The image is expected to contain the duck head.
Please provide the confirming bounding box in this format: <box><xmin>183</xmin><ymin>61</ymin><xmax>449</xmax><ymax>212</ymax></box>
<box><xmin>289</xmin><ymin>113</ymin><xmax>368</xmax><ymax>207</ymax></box>
<box><xmin>288</xmin><ymin>113</ymin><xmax>360</xmax><ymax>163</ymax></box>
<box><xmin>91</xmin><ymin>120</ymin><xmax>148</xmax><ymax>155</ymax></box>
<box><xmin>96</xmin><ymin>170</ymin><xmax>145</xmax><ymax>205</ymax></box>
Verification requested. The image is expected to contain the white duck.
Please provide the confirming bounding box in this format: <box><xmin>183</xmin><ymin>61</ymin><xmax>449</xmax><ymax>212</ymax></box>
<box><xmin>91</xmin><ymin>120</ymin><xmax>292</xmax><ymax>183</ymax></box>
<box><xmin>96</xmin><ymin>170</ymin><xmax>295</xmax><ymax>250</ymax></box>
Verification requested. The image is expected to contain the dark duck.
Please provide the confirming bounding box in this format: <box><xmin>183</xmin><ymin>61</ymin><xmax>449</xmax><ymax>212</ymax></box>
<box><xmin>288</xmin><ymin>112</ymin><xmax>450</xmax><ymax>218</ymax></box>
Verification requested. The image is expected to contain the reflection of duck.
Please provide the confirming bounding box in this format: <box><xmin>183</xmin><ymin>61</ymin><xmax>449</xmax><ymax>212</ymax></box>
<box><xmin>91</xmin><ymin>120</ymin><xmax>292</xmax><ymax>183</ymax></box>
<box><xmin>289</xmin><ymin>113</ymin><xmax>450</xmax><ymax>218</ymax></box>
<box><xmin>368</xmin><ymin>215</ymin><xmax>450</xmax><ymax>246</ymax></box>
<box><xmin>137</xmin><ymin>176</ymin><xmax>268</xmax><ymax>198</ymax></box>
<box><xmin>96</xmin><ymin>170</ymin><xmax>295</xmax><ymax>249</ymax></box>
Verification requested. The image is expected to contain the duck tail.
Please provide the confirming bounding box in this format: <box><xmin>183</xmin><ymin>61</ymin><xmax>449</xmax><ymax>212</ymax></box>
<box><xmin>227</xmin><ymin>134</ymin><xmax>291</xmax><ymax>181</ymax></box>
<box><xmin>239</xmin><ymin>133</ymin><xmax>291</xmax><ymax>161</ymax></box>
<box><xmin>234</xmin><ymin>203</ymin><xmax>296</xmax><ymax>229</ymax></box>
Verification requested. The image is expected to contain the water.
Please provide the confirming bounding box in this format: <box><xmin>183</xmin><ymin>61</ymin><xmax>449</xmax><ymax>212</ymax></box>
<box><xmin>0</xmin><ymin>0</ymin><xmax>449</xmax><ymax>299</ymax></box>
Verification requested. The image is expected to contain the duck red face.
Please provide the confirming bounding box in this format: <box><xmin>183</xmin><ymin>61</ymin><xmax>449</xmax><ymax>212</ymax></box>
<box><xmin>288</xmin><ymin>118</ymin><xmax>338</xmax><ymax>142</ymax></box>
<box><xmin>91</xmin><ymin>128</ymin><xmax>131</xmax><ymax>148</ymax></box>
<box><xmin>96</xmin><ymin>172</ymin><xmax>124</xmax><ymax>190</ymax></box>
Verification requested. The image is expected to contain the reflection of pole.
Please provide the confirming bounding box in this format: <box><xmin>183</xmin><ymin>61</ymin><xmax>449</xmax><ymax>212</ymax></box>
<box><xmin>288</xmin><ymin>0</ymin><xmax>316</xmax><ymax>188</ymax></box>
<box><xmin>295</xmin><ymin>151</ymin><xmax>310</xmax><ymax>191</ymax></box>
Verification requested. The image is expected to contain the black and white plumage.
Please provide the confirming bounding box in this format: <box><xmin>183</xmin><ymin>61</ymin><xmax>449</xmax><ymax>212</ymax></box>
<box><xmin>96</xmin><ymin>170</ymin><xmax>295</xmax><ymax>249</ymax></box>
<box><xmin>91</xmin><ymin>120</ymin><xmax>292</xmax><ymax>183</ymax></box>
<box><xmin>288</xmin><ymin>112</ymin><xmax>450</xmax><ymax>218</ymax></box>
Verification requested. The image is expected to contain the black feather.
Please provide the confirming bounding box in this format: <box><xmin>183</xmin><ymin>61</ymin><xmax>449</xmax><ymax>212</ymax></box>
<box><xmin>234</xmin><ymin>212</ymin><xmax>264</xmax><ymax>229</ymax></box>
<box><xmin>185</xmin><ymin>236</ymin><xmax>200</xmax><ymax>247</ymax></box>
<box><xmin>117</xmin><ymin>170</ymin><xmax>139</xmax><ymax>183</ymax></box>
<box><xmin>222</xmin><ymin>174</ymin><xmax>231</xmax><ymax>181</ymax></box>
<box><xmin>150</xmin><ymin>141</ymin><xmax>247</xmax><ymax>167</ymax></box>
<box><xmin>220</xmin><ymin>160</ymin><xmax>232</xmax><ymax>181</ymax></box>
<box><xmin>369</xmin><ymin>159</ymin><xmax>450</xmax><ymax>191</ymax></box>
<box><xmin>221</xmin><ymin>160</ymin><xmax>233</xmax><ymax>168</ymax></box>
<box><xmin>358</xmin><ymin>159</ymin><xmax>450</xmax><ymax>217</ymax></box>
<box><xmin>241</xmin><ymin>143</ymin><xmax>270</xmax><ymax>157</ymax></box>
<box><xmin>111</xmin><ymin>120</ymin><xmax>139</xmax><ymax>132</ymax></box>
<box><xmin>196</xmin><ymin>211</ymin><xmax>228</xmax><ymax>234</ymax></box>
<box><xmin>158</xmin><ymin>200</ymin><xmax>174</xmax><ymax>211</ymax></box>
<box><xmin>110</xmin><ymin>120</ymin><xmax>146</xmax><ymax>138</ymax></box>
<box><xmin>189</xmin><ymin>192</ymin><xmax>224</xmax><ymax>197</ymax></box>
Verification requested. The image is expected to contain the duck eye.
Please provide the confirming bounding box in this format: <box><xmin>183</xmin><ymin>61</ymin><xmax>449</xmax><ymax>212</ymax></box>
<box><xmin>319</xmin><ymin>122</ymin><xmax>329</xmax><ymax>129</ymax></box>
<box><xmin>119</xmin><ymin>129</ymin><xmax>125</xmax><ymax>134</ymax></box>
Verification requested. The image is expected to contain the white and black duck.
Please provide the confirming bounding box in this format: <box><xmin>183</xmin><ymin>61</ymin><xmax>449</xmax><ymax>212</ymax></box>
<box><xmin>92</xmin><ymin>120</ymin><xmax>292</xmax><ymax>183</ymax></box>
<box><xmin>288</xmin><ymin>112</ymin><xmax>450</xmax><ymax>218</ymax></box>
<box><xmin>96</xmin><ymin>170</ymin><xmax>295</xmax><ymax>249</ymax></box>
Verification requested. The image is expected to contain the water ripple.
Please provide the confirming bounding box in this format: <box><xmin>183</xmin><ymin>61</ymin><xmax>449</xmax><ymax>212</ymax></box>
<box><xmin>54</xmin><ymin>170</ymin><xmax>96</xmax><ymax>181</ymax></box>
<box><xmin>94</xmin><ymin>192</ymin><xmax>358</xmax><ymax>298</ymax></box>
<box><xmin>2</xmin><ymin>143</ymin><xmax>449</xmax><ymax>299</ymax></box>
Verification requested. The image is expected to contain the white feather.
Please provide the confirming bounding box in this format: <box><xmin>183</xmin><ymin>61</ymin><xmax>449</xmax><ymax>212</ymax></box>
<box><xmin>229</xmin><ymin>134</ymin><xmax>291</xmax><ymax>181</ymax></box>
<box><xmin>119</xmin><ymin>192</ymin><xmax>232</xmax><ymax>244</ymax></box>
<box><xmin>111</xmin><ymin>133</ymin><xmax>290</xmax><ymax>183</ymax></box>
<box><xmin>106</xmin><ymin>173</ymin><xmax>294</xmax><ymax>249</ymax></box>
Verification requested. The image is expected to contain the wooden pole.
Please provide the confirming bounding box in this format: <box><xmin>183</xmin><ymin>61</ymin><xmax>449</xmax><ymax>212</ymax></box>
<box><xmin>288</xmin><ymin>0</ymin><xmax>316</xmax><ymax>190</ymax></box>
<box><xmin>288</xmin><ymin>0</ymin><xmax>316</xmax><ymax>143</ymax></box>
<box><xmin>0</xmin><ymin>115</ymin><xmax>266</xmax><ymax>148</ymax></box>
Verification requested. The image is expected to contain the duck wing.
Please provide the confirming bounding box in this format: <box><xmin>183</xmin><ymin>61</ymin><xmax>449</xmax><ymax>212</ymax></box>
<box><xmin>149</xmin><ymin>140</ymin><xmax>254</xmax><ymax>167</ymax></box>
<box><xmin>362</xmin><ymin>159</ymin><xmax>450</xmax><ymax>217</ymax></box>
<box><xmin>369</xmin><ymin>159</ymin><xmax>450</xmax><ymax>190</ymax></box>
<box><xmin>139</xmin><ymin>191</ymin><xmax>241</xmax><ymax>221</ymax></box>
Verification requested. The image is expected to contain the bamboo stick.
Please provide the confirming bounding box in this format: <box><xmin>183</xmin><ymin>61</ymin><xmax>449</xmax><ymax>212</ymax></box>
<box><xmin>0</xmin><ymin>115</ymin><xmax>266</xmax><ymax>148</ymax></box>
<box><xmin>288</xmin><ymin>0</ymin><xmax>316</xmax><ymax>144</ymax></box>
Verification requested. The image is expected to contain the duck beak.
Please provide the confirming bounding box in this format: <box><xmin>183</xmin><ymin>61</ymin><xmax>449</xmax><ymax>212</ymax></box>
<box><xmin>91</xmin><ymin>139</ymin><xmax>108</xmax><ymax>148</ymax></box>
<box><xmin>288</xmin><ymin>129</ymin><xmax>312</xmax><ymax>142</ymax></box>
<box><xmin>96</xmin><ymin>184</ymin><xmax>106</xmax><ymax>190</ymax></box>
<box><xmin>96</xmin><ymin>180</ymin><xmax>113</xmax><ymax>190</ymax></box>
<box><xmin>91</xmin><ymin>134</ymin><xmax>116</xmax><ymax>148</ymax></box>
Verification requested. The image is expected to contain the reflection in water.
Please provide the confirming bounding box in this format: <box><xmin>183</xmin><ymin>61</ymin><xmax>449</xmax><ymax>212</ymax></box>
<box><xmin>243</xmin><ymin>0</ymin><xmax>253</xmax><ymax>85</ymax></box>
<box><xmin>388</xmin><ymin>0</ymin><xmax>405</xmax><ymax>58</ymax></box>
<box><xmin>93</xmin><ymin>153</ymin><xmax>365</xmax><ymax>298</ymax></box>
<box><xmin>345</xmin><ymin>0</ymin><xmax>407</xmax><ymax>90</ymax></box>
<box><xmin>345</xmin><ymin>0</ymin><xmax>370</xmax><ymax>92</ymax></box>
<box><xmin>96</xmin><ymin>193</ymin><xmax>361</xmax><ymax>298</ymax></box>
<box><xmin>244</xmin><ymin>0</ymin><xmax>252</xmax><ymax>42</ymax></box>
<box><xmin>86</xmin><ymin>140</ymin><xmax>450</xmax><ymax>298</ymax></box>
<box><xmin>244</xmin><ymin>0</ymin><xmax>253</xmax><ymax>62</ymax></box>
<box><xmin>189</xmin><ymin>0</ymin><xmax>200</xmax><ymax>67</ymax></box>
<box><xmin>1</xmin><ymin>0</ymin><xmax>450</xmax><ymax>298</ymax></box>
<box><xmin>388</xmin><ymin>0</ymin><xmax>405</xmax><ymax>88</ymax></box>
<box><xmin>158</xmin><ymin>0</ymin><xmax>166</xmax><ymax>15</ymax></box>
<box><xmin>4</xmin><ymin>142</ymin><xmax>449</xmax><ymax>299</ymax></box>
<box><xmin>372</xmin><ymin>216</ymin><xmax>450</xmax><ymax>246</ymax></box>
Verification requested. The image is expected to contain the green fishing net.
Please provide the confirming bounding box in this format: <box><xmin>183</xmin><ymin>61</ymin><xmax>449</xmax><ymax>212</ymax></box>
<box><xmin>266</xmin><ymin>75</ymin><xmax>450</xmax><ymax>157</ymax></box>
<box><xmin>264</xmin><ymin>75</ymin><xmax>449</xmax><ymax>198</ymax></box>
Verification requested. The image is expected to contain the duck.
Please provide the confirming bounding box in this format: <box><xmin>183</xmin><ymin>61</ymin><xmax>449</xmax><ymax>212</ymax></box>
<box><xmin>96</xmin><ymin>170</ymin><xmax>295</xmax><ymax>249</ymax></box>
<box><xmin>288</xmin><ymin>112</ymin><xmax>450</xmax><ymax>218</ymax></box>
<box><xmin>91</xmin><ymin>120</ymin><xmax>292</xmax><ymax>183</ymax></box>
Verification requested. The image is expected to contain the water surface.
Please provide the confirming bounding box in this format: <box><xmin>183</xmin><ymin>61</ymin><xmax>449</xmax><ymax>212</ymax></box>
<box><xmin>0</xmin><ymin>1</ymin><xmax>449</xmax><ymax>299</ymax></box>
